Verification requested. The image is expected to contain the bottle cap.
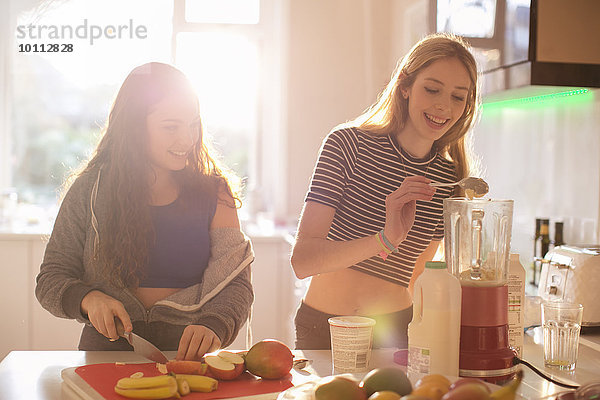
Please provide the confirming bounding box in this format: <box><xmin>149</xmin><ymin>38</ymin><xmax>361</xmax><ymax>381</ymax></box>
<box><xmin>425</xmin><ymin>261</ymin><xmax>447</xmax><ymax>269</ymax></box>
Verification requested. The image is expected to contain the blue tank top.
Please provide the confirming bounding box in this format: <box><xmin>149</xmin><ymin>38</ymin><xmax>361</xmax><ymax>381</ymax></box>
<box><xmin>138</xmin><ymin>185</ymin><xmax>217</xmax><ymax>288</ymax></box>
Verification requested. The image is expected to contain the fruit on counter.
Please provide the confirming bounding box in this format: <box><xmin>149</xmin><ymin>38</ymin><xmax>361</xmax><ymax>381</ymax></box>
<box><xmin>175</xmin><ymin>377</ymin><xmax>190</xmax><ymax>396</ymax></box>
<box><xmin>439</xmin><ymin>370</ymin><xmax>522</xmax><ymax>400</ymax></box>
<box><xmin>410</xmin><ymin>382</ymin><xmax>449</xmax><ymax>400</ymax></box>
<box><xmin>314</xmin><ymin>376</ymin><xmax>367</xmax><ymax>400</ymax></box>
<box><xmin>116</xmin><ymin>375</ymin><xmax>176</xmax><ymax>390</ymax></box>
<box><xmin>440</xmin><ymin>382</ymin><xmax>491</xmax><ymax>400</ymax></box>
<box><xmin>217</xmin><ymin>350</ymin><xmax>247</xmax><ymax>371</ymax></box>
<box><xmin>114</xmin><ymin>375</ymin><xmax>178</xmax><ymax>399</ymax></box>
<box><xmin>245</xmin><ymin>339</ymin><xmax>294</xmax><ymax>379</ymax></box>
<box><xmin>114</xmin><ymin>385</ymin><xmax>179</xmax><ymax>399</ymax></box>
<box><xmin>360</xmin><ymin>367</ymin><xmax>412</xmax><ymax>398</ymax></box>
<box><xmin>448</xmin><ymin>378</ymin><xmax>490</xmax><ymax>393</ymax></box>
<box><xmin>368</xmin><ymin>390</ymin><xmax>402</xmax><ymax>400</ymax></box>
<box><xmin>205</xmin><ymin>351</ymin><xmax>246</xmax><ymax>380</ymax></box>
<box><xmin>176</xmin><ymin>374</ymin><xmax>218</xmax><ymax>393</ymax></box>
<box><xmin>412</xmin><ymin>374</ymin><xmax>451</xmax><ymax>400</ymax></box>
<box><xmin>415</xmin><ymin>374</ymin><xmax>451</xmax><ymax>390</ymax></box>
<box><xmin>156</xmin><ymin>363</ymin><xmax>168</xmax><ymax>374</ymax></box>
<box><xmin>400</xmin><ymin>396</ymin><xmax>431</xmax><ymax>400</ymax></box>
<box><xmin>489</xmin><ymin>370</ymin><xmax>523</xmax><ymax>400</ymax></box>
<box><xmin>166</xmin><ymin>360</ymin><xmax>207</xmax><ymax>375</ymax></box>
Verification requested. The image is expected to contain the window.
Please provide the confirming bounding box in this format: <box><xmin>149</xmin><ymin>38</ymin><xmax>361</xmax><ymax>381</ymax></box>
<box><xmin>4</xmin><ymin>0</ymin><xmax>284</xmax><ymax>230</ymax></box>
<box><xmin>172</xmin><ymin>0</ymin><xmax>263</xmax><ymax>199</ymax></box>
<box><xmin>9</xmin><ymin>0</ymin><xmax>172</xmax><ymax>211</ymax></box>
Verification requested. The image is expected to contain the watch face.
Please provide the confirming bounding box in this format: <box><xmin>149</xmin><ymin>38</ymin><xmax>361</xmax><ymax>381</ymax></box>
<box><xmin>437</xmin><ymin>0</ymin><xmax>497</xmax><ymax>38</ymax></box>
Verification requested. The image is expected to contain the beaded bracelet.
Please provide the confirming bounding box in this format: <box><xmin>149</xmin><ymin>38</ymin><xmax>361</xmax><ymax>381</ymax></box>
<box><xmin>375</xmin><ymin>229</ymin><xmax>398</xmax><ymax>261</ymax></box>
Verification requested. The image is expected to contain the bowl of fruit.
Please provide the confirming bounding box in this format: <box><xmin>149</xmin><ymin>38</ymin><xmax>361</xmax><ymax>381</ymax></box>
<box><xmin>277</xmin><ymin>367</ymin><xmax>523</xmax><ymax>400</ymax></box>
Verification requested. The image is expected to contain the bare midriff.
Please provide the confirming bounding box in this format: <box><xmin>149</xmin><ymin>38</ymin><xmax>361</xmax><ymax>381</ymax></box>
<box><xmin>303</xmin><ymin>267</ymin><xmax>413</xmax><ymax>316</ymax></box>
<box><xmin>134</xmin><ymin>287</ymin><xmax>182</xmax><ymax>309</ymax></box>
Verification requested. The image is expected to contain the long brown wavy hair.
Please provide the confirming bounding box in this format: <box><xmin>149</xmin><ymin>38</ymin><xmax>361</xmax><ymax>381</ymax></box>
<box><xmin>74</xmin><ymin>62</ymin><xmax>240</xmax><ymax>287</ymax></box>
<box><xmin>341</xmin><ymin>33</ymin><xmax>481</xmax><ymax>193</ymax></box>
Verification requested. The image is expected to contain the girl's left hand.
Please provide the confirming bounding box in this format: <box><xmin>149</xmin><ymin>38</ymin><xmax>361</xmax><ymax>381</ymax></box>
<box><xmin>176</xmin><ymin>325</ymin><xmax>222</xmax><ymax>360</ymax></box>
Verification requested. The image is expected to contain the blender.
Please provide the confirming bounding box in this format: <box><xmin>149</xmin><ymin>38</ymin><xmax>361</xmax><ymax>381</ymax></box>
<box><xmin>444</xmin><ymin>198</ymin><xmax>517</xmax><ymax>384</ymax></box>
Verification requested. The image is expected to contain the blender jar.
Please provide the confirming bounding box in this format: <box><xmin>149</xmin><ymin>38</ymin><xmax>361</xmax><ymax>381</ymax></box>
<box><xmin>443</xmin><ymin>198</ymin><xmax>513</xmax><ymax>287</ymax></box>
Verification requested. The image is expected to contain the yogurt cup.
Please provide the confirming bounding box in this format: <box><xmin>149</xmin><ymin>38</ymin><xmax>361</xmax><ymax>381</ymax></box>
<box><xmin>328</xmin><ymin>316</ymin><xmax>376</xmax><ymax>373</ymax></box>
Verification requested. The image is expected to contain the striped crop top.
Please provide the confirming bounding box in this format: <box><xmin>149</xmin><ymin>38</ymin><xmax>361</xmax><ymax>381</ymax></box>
<box><xmin>305</xmin><ymin>127</ymin><xmax>457</xmax><ymax>287</ymax></box>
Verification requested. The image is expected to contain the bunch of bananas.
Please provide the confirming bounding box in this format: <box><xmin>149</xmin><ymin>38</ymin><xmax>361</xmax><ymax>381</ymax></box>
<box><xmin>114</xmin><ymin>373</ymin><xmax>218</xmax><ymax>399</ymax></box>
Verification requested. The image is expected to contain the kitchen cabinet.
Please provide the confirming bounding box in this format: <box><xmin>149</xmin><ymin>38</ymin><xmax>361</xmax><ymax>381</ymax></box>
<box><xmin>227</xmin><ymin>234</ymin><xmax>302</xmax><ymax>350</ymax></box>
<box><xmin>0</xmin><ymin>240</ymin><xmax>31</xmax><ymax>353</ymax></box>
<box><xmin>0</xmin><ymin>234</ymin><xmax>82</xmax><ymax>360</ymax></box>
<box><xmin>0</xmin><ymin>232</ymin><xmax>300</xmax><ymax>360</ymax></box>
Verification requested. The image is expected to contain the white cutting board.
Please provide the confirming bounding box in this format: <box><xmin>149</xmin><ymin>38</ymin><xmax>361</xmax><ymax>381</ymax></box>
<box><xmin>61</xmin><ymin>367</ymin><xmax>283</xmax><ymax>400</ymax></box>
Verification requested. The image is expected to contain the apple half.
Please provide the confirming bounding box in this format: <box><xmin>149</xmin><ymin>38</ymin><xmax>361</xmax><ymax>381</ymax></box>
<box><xmin>204</xmin><ymin>351</ymin><xmax>246</xmax><ymax>381</ymax></box>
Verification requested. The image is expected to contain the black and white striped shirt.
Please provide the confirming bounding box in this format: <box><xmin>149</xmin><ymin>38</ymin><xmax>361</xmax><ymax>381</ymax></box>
<box><xmin>305</xmin><ymin>127</ymin><xmax>457</xmax><ymax>287</ymax></box>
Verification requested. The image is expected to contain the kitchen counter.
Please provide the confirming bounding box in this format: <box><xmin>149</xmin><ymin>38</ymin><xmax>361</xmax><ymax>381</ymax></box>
<box><xmin>1</xmin><ymin>339</ymin><xmax>598</xmax><ymax>400</ymax></box>
<box><xmin>518</xmin><ymin>327</ymin><xmax>600</xmax><ymax>399</ymax></box>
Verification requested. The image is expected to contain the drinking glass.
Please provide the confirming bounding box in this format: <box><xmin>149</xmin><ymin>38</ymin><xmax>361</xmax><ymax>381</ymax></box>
<box><xmin>541</xmin><ymin>301</ymin><xmax>584</xmax><ymax>370</ymax></box>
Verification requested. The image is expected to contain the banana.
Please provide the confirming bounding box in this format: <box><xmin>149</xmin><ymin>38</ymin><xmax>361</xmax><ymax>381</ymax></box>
<box><xmin>116</xmin><ymin>375</ymin><xmax>176</xmax><ymax>390</ymax></box>
<box><xmin>175</xmin><ymin>376</ymin><xmax>191</xmax><ymax>396</ymax></box>
<box><xmin>114</xmin><ymin>383</ymin><xmax>178</xmax><ymax>399</ymax></box>
<box><xmin>176</xmin><ymin>374</ymin><xmax>218</xmax><ymax>393</ymax></box>
<box><xmin>490</xmin><ymin>370</ymin><xmax>523</xmax><ymax>400</ymax></box>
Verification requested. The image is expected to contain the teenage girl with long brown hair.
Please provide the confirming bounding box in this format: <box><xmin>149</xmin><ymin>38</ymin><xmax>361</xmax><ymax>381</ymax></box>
<box><xmin>36</xmin><ymin>62</ymin><xmax>254</xmax><ymax>360</ymax></box>
<box><xmin>291</xmin><ymin>33</ymin><xmax>480</xmax><ymax>349</ymax></box>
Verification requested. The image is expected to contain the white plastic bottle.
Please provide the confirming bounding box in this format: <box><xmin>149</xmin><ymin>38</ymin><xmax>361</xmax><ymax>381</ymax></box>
<box><xmin>508</xmin><ymin>253</ymin><xmax>526</xmax><ymax>357</ymax></box>
<box><xmin>408</xmin><ymin>261</ymin><xmax>462</xmax><ymax>376</ymax></box>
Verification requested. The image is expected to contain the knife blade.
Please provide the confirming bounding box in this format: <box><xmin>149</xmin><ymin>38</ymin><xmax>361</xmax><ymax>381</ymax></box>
<box><xmin>115</xmin><ymin>318</ymin><xmax>169</xmax><ymax>363</ymax></box>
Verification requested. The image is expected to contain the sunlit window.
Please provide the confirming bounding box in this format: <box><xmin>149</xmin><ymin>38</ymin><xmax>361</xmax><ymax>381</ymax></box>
<box><xmin>176</xmin><ymin>32</ymin><xmax>259</xmax><ymax>182</ymax></box>
<box><xmin>11</xmin><ymin>0</ymin><xmax>171</xmax><ymax>209</ymax></box>
<box><xmin>437</xmin><ymin>0</ymin><xmax>497</xmax><ymax>38</ymax></box>
<box><xmin>6</xmin><ymin>0</ymin><xmax>270</xmax><ymax>229</ymax></box>
<box><xmin>185</xmin><ymin>0</ymin><xmax>260</xmax><ymax>24</ymax></box>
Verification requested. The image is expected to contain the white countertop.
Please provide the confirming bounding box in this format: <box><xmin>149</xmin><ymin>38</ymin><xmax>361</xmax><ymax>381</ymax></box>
<box><xmin>1</xmin><ymin>337</ymin><xmax>599</xmax><ymax>400</ymax></box>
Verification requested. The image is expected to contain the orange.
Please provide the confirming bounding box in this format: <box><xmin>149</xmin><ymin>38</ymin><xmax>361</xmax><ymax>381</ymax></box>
<box><xmin>411</xmin><ymin>382</ymin><xmax>449</xmax><ymax>400</ymax></box>
<box><xmin>368</xmin><ymin>391</ymin><xmax>402</xmax><ymax>400</ymax></box>
<box><xmin>415</xmin><ymin>374</ymin><xmax>451</xmax><ymax>390</ymax></box>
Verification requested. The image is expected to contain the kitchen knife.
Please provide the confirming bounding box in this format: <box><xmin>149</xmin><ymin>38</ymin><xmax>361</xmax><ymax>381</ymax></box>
<box><xmin>115</xmin><ymin>318</ymin><xmax>169</xmax><ymax>363</ymax></box>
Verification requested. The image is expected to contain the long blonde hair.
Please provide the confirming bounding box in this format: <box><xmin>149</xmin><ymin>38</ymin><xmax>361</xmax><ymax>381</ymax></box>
<box><xmin>344</xmin><ymin>33</ymin><xmax>480</xmax><ymax>186</ymax></box>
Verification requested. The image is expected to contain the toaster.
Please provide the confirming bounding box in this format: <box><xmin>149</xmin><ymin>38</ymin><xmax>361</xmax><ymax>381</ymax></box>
<box><xmin>538</xmin><ymin>245</ymin><xmax>600</xmax><ymax>326</ymax></box>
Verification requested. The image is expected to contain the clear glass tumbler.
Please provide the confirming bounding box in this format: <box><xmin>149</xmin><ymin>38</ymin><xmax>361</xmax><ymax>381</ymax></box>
<box><xmin>541</xmin><ymin>301</ymin><xmax>584</xmax><ymax>370</ymax></box>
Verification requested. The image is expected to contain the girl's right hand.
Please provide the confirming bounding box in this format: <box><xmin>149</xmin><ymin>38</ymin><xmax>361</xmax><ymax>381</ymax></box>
<box><xmin>81</xmin><ymin>290</ymin><xmax>133</xmax><ymax>340</ymax></box>
<box><xmin>384</xmin><ymin>175</ymin><xmax>436</xmax><ymax>246</ymax></box>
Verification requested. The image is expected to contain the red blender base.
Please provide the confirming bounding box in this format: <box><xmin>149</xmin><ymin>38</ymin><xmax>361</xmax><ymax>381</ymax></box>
<box><xmin>460</xmin><ymin>285</ymin><xmax>517</xmax><ymax>384</ymax></box>
<box><xmin>459</xmin><ymin>325</ymin><xmax>517</xmax><ymax>384</ymax></box>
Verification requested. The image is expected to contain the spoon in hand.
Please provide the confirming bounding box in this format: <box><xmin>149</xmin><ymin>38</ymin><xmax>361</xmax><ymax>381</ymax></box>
<box><xmin>430</xmin><ymin>176</ymin><xmax>489</xmax><ymax>198</ymax></box>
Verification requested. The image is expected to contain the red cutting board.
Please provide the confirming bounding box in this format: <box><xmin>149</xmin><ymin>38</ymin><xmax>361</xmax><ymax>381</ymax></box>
<box><xmin>68</xmin><ymin>362</ymin><xmax>293</xmax><ymax>400</ymax></box>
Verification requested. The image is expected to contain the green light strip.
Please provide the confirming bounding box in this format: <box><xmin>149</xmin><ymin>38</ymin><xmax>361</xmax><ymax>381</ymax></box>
<box><xmin>483</xmin><ymin>88</ymin><xmax>593</xmax><ymax>110</ymax></box>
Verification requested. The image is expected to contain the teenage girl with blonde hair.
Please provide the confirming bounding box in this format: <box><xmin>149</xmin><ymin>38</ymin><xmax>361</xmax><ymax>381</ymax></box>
<box><xmin>291</xmin><ymin>33</ymin><xmax>480</xmax><ymax>349</ymax></box>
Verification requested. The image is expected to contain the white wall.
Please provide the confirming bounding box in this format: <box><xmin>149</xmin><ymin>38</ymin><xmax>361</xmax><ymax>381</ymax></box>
<box><xmin>473</xmin><ymin>90</ymin><xmax>600</xmax><ymax>269</ymax></box>
<box><xmin>283</xmin><ymin>0</ymin><xmax>430</xmax><ymax>222</ymax></box>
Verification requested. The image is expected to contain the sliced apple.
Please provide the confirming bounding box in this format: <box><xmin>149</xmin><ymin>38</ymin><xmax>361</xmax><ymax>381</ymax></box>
<box><xmin>205</xmin><ymin>353</ymin><xmax>245</xmax><ymax>381</ymax></box>
<box><xmin>166</xmin><ymin>360</ymin><xmax>207</xmax><ymax>375</ymax></box>
<box><xmin>217</xmin><ymin>351</ymin><xmax>246</xmax><ymax>372</ymax></box>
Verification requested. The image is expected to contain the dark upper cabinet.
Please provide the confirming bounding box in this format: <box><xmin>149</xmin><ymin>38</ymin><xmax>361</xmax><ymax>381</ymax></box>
<box><xmin>430</xmin><ymin>0</ymin><xmax>600</xmax><ymax>95</ymax></box>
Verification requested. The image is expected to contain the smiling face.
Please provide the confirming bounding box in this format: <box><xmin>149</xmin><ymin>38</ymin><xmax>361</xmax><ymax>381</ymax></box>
<box><xmin>400</xmin><ymin>57</ymin><xmax>472</xmax><ymax>148</ymax></box>
<box><xmin>146</xmin><ymin>92</ymin><xmax>201</xmax><ymax>174</ymax></box>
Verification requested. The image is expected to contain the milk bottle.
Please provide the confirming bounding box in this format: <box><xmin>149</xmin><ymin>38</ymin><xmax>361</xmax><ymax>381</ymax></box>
<box><xmin>408</xmin><ymin>261</ymin><xmax>461</xmax><ymax>376</ymax></box>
